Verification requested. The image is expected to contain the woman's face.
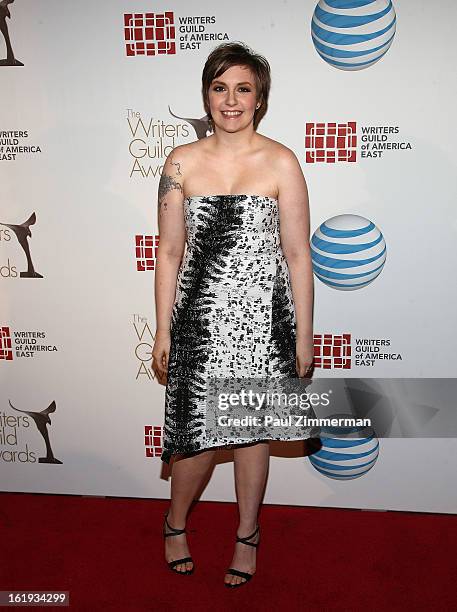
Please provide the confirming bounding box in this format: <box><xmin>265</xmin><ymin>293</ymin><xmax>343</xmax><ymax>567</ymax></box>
<box><xmin>208</xmin><ymin>64</ymin><xmax>259</xmax><ymax>133</ymax></box>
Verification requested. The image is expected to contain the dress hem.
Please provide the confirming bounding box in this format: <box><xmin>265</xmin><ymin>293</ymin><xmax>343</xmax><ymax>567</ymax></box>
<box><xmin>160</xmin><ymin>432</ymin><xmax>320</xmax><ymax>464</ymax></box>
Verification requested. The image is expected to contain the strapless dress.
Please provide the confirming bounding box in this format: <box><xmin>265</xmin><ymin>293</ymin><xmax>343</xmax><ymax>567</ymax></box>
<box><xmin>161</xmin><ymin>194</ymin><xmax>316</xmax><ymax>464</ymax></box>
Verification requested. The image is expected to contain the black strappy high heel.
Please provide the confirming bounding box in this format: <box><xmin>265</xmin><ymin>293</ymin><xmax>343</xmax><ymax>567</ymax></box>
<box><xmin>163</xmin><ymin>511</ymin><xmax>194</xmax><ymax>575</ymax></box>
<box><xmin>225</xmin><ymin>524</ymin><xmax>260</xmax><ymax>588</ymax></box>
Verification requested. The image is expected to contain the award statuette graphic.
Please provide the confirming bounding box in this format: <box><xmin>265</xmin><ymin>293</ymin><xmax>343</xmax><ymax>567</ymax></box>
<box><xmin>0</xmin><ymin>212</ymin><xmax>43</xmax><ymax>277</ymax></box>
<box><xmin>168</xmin><ymin>106</ymin><xmax>211</xmax><ymax>139</ymax></box>
<box><xmin>9</xmin><ymin>399</ymin><xmax>63</xmax><ymax>464</ymax></box>
<box><xmin>0</xmin><ymin>0</ymin><xmax>23</xmax><ymax>66</ymax></box>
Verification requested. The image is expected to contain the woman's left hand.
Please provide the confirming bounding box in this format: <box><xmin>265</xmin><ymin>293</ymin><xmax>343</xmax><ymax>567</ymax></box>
<box><xmin>295</xmin><ymin>333</ymin><xmax>314</xmax><ymax>378</ymax></box>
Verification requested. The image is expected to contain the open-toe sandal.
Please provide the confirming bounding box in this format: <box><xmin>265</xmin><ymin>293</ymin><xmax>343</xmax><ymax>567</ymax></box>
<box><xmin>163</xmin><ymin>511</ymin><xmax>194</xmax><ymax>575</ymax></box>
<box><xmin>225</xmin><ymin>524</ymin><xmax>260</xmax><ymax>588</ymax></box>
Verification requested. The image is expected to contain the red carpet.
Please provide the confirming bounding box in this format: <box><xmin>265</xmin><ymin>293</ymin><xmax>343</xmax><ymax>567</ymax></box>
<box><xmin>1</xmin><ymin>492</ymin><xmax>456</xmax><ymax>611</ymax></box>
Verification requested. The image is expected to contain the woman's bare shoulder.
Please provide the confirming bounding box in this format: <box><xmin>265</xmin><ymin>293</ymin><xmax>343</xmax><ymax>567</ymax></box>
<box><xmin>162</xmin><ymin>142</ymin><xmax>199</xmax><ymax>185</ymax></box>
<box><xmin>171</xmin><ymin>138</ymin><xmax>209</xmax><ymax>157</ymax></box>
<box><xmin>255</xmin><ymin>136</ymin><xmax>299</xmax><ymax>176</ymax></box>
<box><xmin>256</xmin><ymin>134</ymin><xmax>294</xmax><ymax>156</ymax></box>
<box><xmin>166</xmin><ymin>139</ymin><xmax>208</xmax><ymax>172</ymax></box>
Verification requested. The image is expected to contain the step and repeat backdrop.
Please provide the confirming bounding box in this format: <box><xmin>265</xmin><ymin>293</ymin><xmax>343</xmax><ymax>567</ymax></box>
<box><xmin>1</xmin><ymin>1</ymin><xmax>456</xmax><ymax>513</ymax></box>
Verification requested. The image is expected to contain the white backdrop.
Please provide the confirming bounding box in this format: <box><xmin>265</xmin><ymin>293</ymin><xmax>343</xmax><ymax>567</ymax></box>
<box><xmin>1</xmin><ymin>0</ymin><xmax>456</xmax><ymax>513</ymax></box>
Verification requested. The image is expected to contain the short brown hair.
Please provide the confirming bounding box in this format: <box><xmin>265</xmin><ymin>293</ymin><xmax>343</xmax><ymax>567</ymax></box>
<box><xmin>202</xmin><ymin>41</ymin><xmax>271</xmax><ymax>131</ymax></box>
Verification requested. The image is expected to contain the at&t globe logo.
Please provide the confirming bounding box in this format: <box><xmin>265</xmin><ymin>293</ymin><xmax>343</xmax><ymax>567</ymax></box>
<box><xmin>311</xmin><ymin>214</ymin><xmax>387</xmax><ymax>290</ymax></box>
<box><xmin>309</xmin><ymin>418</ymin><xmax>379</xmax><ymax>480</ymax></box>
<box><xmin>311</xmin><ymin>0</ymin><xmax>397</xmax><ymax>70</ymax></box>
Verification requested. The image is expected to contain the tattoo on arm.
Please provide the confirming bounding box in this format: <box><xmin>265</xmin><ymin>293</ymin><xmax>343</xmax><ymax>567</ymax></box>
<box><xmin>158</xmin><ymin>157</ymin><xmax>183</xmax><ymax>216</ymax></box>
<box><xmin>158</xmin><ymin>173</ymin><xmax>182</xmax><ymax>202</ymax></box>
<box><xmin>170</xmin><ymin>157</ymin><xmax>182</xmax><ymax>176</ymax></box>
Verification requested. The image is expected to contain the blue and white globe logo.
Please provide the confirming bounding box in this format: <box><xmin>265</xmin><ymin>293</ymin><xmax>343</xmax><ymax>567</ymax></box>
<box><xmin>311</xmin><ymin>0</ymin><xmax>397</xmax><ymax>71</ymax></box>
<box><xmin>311</xmin><ymin>214</ymin><xmax>387</xmax><ymax>290</ymax></box>
<box><xmin>309</xmin><ymin>416</ymin><xmax>379</xmax><ymax>480</ymax></box>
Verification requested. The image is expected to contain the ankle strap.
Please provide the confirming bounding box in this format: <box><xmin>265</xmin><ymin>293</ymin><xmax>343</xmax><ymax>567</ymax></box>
<box><xmin>163</xmin><ymin>513</ymin><xmax>186</xmax><ymax>537</ymax></box>
<box><xmin>236</xmin><ymin>524</ymin><xmax>260</xmax><ymax>547</ymax></box>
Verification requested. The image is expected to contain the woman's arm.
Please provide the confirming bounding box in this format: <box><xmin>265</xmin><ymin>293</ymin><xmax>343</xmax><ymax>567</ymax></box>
<box><xmin>154</xmin><ymin>148</ymin><xmax>186</xmax><ymax>336</ymax></box>
<box><xmin>276</xmin><ymin>146</ymin><xmax>314</xmax><ymax>375</ymax></box>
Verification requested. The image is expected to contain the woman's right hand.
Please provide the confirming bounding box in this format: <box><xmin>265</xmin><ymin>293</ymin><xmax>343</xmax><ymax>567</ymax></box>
<box><xmin>152</xmin><ymin>330</ymin><xmax>171</xmax><ymax>386</ymax></box>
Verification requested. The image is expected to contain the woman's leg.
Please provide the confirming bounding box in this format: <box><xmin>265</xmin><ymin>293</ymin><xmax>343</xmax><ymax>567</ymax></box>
<box><xmin>224</xmin><ymin>441</ymin><xmax>270</xmax><ymax>585</ymax></box>
<box><xmin>165</xmin><ymin>448</ymin><xmax>217</xmax><ymax>572</ymax></box>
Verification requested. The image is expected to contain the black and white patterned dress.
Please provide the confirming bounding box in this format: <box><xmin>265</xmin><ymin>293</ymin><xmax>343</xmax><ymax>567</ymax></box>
<box><xmin>161</xmin><ymin>194</ymin><xmax>316</xmax><ymax>464</ymax></box>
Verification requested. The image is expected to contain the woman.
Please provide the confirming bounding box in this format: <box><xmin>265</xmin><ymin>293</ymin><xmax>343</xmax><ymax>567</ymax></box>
<box><xmin>152</xmin><ymin>41</ymin><xmax>315</xmax><ymax>588</ymax></box>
